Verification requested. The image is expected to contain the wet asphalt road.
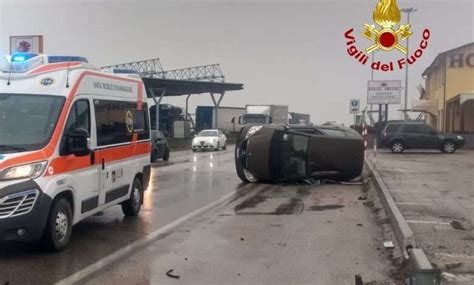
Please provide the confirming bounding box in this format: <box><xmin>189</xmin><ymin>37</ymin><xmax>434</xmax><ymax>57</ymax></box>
<box><xmin>0</xmin><ymin>148</ymin><xmax>397</xmax><ymax>285</ymax></box>
<box><xmin>0</xmin><ymin>148</ymin><xmax>247</xmax><ymax>285</ymax></box>
<box><xmin>85</xmin><ymin>168</ymin><xmax>397</xmax><ymax>284</ymax></box>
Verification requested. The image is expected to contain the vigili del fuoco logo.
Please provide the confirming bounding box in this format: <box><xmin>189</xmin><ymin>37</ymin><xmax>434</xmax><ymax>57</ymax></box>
<box><xmin>344</xmin><ymin>0</ymin><xmax>431</xmax><ymax>72</ymax></box>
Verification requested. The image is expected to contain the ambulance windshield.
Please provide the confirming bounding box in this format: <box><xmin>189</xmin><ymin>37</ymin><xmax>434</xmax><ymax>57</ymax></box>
<box><xmin>0</xmin><ymin>94</ymin><xmax>65</xmax><ymax>153</ymax></box>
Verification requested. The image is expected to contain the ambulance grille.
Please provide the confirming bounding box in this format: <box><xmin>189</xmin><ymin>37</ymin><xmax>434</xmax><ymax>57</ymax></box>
<box><xmin>0</xmin><ymin>190</ymin><xmax>38</xmax><ymax>218</ymax></box>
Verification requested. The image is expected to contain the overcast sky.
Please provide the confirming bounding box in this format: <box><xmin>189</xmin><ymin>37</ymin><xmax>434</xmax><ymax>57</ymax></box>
<box><xmin>0</xmin><ymin>0</ymin><xmax>473</xmax><ymax>125</ymax></box>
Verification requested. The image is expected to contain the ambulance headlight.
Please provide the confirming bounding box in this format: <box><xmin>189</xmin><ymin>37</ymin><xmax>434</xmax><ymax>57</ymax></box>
<box><xmin>0</xmin><ymin>161</ymin><xmax>48</xmax><ymax>181</ymax></box>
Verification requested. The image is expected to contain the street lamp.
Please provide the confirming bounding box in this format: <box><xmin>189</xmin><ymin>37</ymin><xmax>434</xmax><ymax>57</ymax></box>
<box><xmin>400</xmin><ymin>7</ymin><xmax>417</xmax><ymax>121</ymax></box>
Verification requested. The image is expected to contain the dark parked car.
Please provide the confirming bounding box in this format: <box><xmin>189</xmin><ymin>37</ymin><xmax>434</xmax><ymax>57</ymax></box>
<box><xmin>151</xmin><ymin>130</ymin><xmax>170</xmax><ymax>162</ymax></box>
<box><xmin>235</xmin><ymin>124</ymin><xmax>364</xmax><ymax>183</ymax></box>
<box><xmin>380</xmin><ymin>122</ymin><xmax>465</xmax><ymax>154</ymax></box>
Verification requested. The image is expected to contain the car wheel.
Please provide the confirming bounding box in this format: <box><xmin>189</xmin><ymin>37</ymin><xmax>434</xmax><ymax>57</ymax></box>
<box><xmin>122</xmin><ymin>178</ymin><xmax>143</xmax><ymax>217</ymax></box>
<box><xmin>151</xmin><ymin>148</ymin><xmax>158</xmax><ymax>162</ymax></box>
<box><xmin>41</xmin><ymin>197</ymin><xmax>73</xmax><ymax>252</ymax></box>
<box><xmin>162</xmin><ymin>147</ymin><xmax>170</xmax><ymax>161</ymax></box>
<box><xmin>391</xmin><ymin>141</ymin><xmax>404</xmax><ymax>154</ymax></box>
<box><xmin>442</xmin><ymin>141</ymin><xmax>456</xmax><ymax>154</ymax></box>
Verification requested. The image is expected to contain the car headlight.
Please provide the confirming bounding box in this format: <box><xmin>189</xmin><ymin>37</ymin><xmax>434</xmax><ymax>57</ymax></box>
<box><xmin>457</xmin><ymin>135</ymin><xmax>464</xmax><ymax>140</ymax></box>
<box><xmin>245</xmin><ymin>125</ymin><xmax>262</xmax><ymax>139</ymax></box>
<box><xmin>0</xmin><ymin>161</ymin><xmax>48</xmax><ymax>181</ymax></box>
<box><xmin>243</xmin><ymin>169</ymin><xmax>258</xmax><ymax>182</ymax></box>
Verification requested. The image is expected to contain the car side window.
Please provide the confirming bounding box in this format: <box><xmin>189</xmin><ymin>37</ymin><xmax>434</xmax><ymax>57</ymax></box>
<box><xmin>402</xmin><ymin>124</ymin><xmax>421</xmax><ymax>134</ymax></box>
<box><xmin>419</xmin><ymin>125</ymin><xmax>436</xmax><ymax>134</ymax></box>
<box><xmin>60</xmin><ymin>100</ymin><xmax>90</xmax><ymax>155</ymax></box>
<box><xmin>385</xmin><ymin>124</ymin><xmax>401</xmax><ymax>133</ymax></box>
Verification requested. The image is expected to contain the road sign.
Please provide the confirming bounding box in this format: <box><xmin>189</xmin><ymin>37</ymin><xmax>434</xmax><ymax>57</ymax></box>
<box><xmin>350</xmin><ymin>99</ymin><xmax>360</xmax><ymax>114</ymax></box>
<box><xmin>367</xmin><ymin>80</ymin><xmax>401</xmax><ymax>105</ymax></box>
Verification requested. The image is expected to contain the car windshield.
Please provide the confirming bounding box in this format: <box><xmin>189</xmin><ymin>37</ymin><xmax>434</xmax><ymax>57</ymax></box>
<box><xmin>270</xmin><ymin>131</ymin><xmax>309</xmax><ymax>180</ymax></box>
<box><xmin>244</xmin><ymin>114</ymin><xmax>267</xmax><ymax>124</ymax></box>
<box><xmin>198</xmin><ymin>130</ymin><xmax>217</xmax><ymax>137</ymax></box>
<box><xmin>0</xmin><ymin>93</ymin><xmax>65</xmax><ymax>153</ymax></box>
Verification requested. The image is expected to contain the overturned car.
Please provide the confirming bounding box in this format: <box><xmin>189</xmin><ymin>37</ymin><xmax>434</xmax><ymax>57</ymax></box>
<box><xmin>235</xmin><ymin>124</ymin><xmax>364</xmax><ymax>183</ymax></box>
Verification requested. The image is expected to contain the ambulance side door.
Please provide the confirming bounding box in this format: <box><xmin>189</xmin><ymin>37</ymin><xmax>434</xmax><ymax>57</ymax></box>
<box><xmin>60</xmin><ymin>97</ymin><xmax>100</xmax><ymax>218</ymax></box>
<box><xmin>93</xmin><ymin>99</ymin><xmax>135</xmax><ymax>207</ymax></box>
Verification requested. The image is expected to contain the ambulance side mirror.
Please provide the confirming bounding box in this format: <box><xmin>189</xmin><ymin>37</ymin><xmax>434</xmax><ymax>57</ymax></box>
<box><xmin>69</xmin><ymin>128</ymin><xmax>90</xmax><ymax>157</ymax></box>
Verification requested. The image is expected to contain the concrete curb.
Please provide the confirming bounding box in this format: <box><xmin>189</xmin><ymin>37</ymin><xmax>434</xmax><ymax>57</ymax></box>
<box><xmin>55</xmin><ymin>183</ymin><xmax>258</xmax><ymax>285</ymax></box>
<box><xmin>364</xmin><ymin>157</ymin><xmax>417</xmax><ymax>256</ymax></box>
<box><xmin>365</xmin><ymin>157</ymin><xmax>441</xmax><ymax>284</ymax></box>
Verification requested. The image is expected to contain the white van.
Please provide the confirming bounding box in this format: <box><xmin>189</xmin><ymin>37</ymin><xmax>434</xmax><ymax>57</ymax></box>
<box><xmin>0</xmin><ymin>54</ymin><xmax>151</xmax><ymax>251</ymax></box>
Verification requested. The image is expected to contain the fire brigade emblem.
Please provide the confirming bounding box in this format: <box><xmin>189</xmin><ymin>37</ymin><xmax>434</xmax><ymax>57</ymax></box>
<box><xmin>363</xmin><ymin>0</ymin><xmax>412</xmax><ymax>54</ymax></box>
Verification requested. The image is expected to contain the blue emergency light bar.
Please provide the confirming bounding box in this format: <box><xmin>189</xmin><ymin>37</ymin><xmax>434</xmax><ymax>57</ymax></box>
<box><xmin>11</xmin><ymin>53</ymin><xmax>38</xmax><ymax>62</ymax></box>
<box><xmin>47</xmin><ymin>56</ymin><xmax>89</xmax><ymax>63</ymax></box>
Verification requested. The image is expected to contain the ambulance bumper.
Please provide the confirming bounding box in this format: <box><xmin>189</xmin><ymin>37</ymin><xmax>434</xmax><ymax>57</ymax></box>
<box><xmin>0</xmin><ymin>180</ymin><xmax>52</xmax><ymax>242</ymax></box>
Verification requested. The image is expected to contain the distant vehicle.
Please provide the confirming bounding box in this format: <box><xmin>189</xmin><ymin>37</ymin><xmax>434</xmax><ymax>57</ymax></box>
<box><xmin>380</xmin><ymin>122</ymin><xmax>466</xmax><ymax>154</ymax></box>
<box><xmin>195</xmin><ymin>106</ymin><xmax>245</xmax><ymax>134</ymax></box>
<box><xmin>322</xmin><ymin>121</ymin><xmax>344</xmax><ymax>127</ymax></box>
<box><xmin>151</xmin><ymin>130</ymin><xmax>170</xmax><ymax>162</ymax></box>
<box><xmin>235</xmin><ymin>124</ymin><xmax>364</xmax><ymax>183</ymax></box>
<box><xmin>192</xmin><ymin>129</ymin><xmax>227</xmax><ymax>151</ymax></box>
<box><xmin>289</xmin><ymin>112</ymin><xmax>311</xmax><ymax>125</ymax></box>
<box><xmin>240</xmin><ymin>105</ymin><xmax>288</xmax><ymax>125</ymax></box>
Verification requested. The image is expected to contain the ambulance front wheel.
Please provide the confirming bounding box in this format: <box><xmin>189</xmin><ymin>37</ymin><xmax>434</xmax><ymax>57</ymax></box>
<box><xmin>122</xmin><ymin>177</ymin><xmax>143</xmax><ymax>217</ymax></box>
<box><xmin>41</xmin><ymin>197</ymin><xmax>73</xmax><ymax>252</ymax></box>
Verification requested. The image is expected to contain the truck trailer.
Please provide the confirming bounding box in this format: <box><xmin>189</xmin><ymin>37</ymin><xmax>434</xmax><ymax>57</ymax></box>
<box><xmin>289</xmin><ymin>112</ymin><xmax>311</xmax><ymax>125</ymax></box>
<box><xmin>195</xmin><ymin>106</ymin><xmax>245</xmax><ymax>134</ymax></box>
<box><xmin>240</xmin><ymin>105</ymin><xmax>289</xmax><ymax>125</ymax></box>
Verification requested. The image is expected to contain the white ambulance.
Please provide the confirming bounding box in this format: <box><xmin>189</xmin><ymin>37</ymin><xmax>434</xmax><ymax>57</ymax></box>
<box><xmin>0</xmin><ymin>53</ymin><xmax>151</xmax><ymax>251</ymax></box>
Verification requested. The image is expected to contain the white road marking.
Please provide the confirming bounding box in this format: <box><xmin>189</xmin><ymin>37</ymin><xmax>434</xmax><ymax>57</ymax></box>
<box><xmin>55</xmin><ymin>186</ymin><xmax>247</xmax><ymax>285</ymax></box>
<box><xmin>435</xmin><ymin>252</ymin><xmax>474</xmax><ymax>260</ymax></box>
<box><xmin>406</xmin><ymin>220</ymin><xmax>451</xmax><ymax>226</ymax></box>
<box><xmin>389</xmin><ymin>190</ymin><xmax>427</xmax><ymax>193</ymax></box>
<box><xmin>395</xmin><ymin>202</ymin><xmax>432</xmax><ymax>206</ymax></box>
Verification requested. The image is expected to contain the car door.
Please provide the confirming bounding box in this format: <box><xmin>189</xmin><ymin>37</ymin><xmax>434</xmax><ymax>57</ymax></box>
<box><xmin>400</xmin><ymin>124</ymin><xmax>422</xmax><ymax>148</ymax></box>
<box><xmin>418</xmin><ymin>124</ymin><xmax>439</xmax><ymax>149</ymax></box>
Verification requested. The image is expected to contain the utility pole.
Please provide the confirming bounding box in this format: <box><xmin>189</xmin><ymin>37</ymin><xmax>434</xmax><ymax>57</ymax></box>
<box><xmin>401</xmin><ymin>7</ymin><xmax>417</xmax><ymax>121</ymax></box>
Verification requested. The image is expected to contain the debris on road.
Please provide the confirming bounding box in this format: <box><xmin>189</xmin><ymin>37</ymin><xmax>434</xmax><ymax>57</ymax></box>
<box><xmin>166</xmin><ymin>269</ymin><xmax>180</xmax><ymax>280</ymax></box>
<box><xmin>358</xmin><ymin>196</ymin><xmax>367</xmax><ymax>200</ymax></box>
<box><xmin>357</xmin><ymin>223</ymin><xmax>363</xmax><ymax>227</ymax></box>
<box><xmin>323</xmin><ymin>179</ymin><xmax>364</xmax><ymax>185</ymax></box>
<box><xmin>363</xmin><ymin>201</ymin><xmax>375</xmax><ymax>207</ymax></box>
<box><xmin>451</xmin><ymin>220</ymin><xmax>473</xmax><ymax>231</ymax></box>
<box><xmin>445</xmin><ymin>262</ymin><xmax>463</xmax><ymax>270</ymax></box>
<box><xmin>383</xmin><ymin>241</ymin><xmax>394</xmax><ymax>249</ymax></box>
<box><xmin>301</xmin><ymin>178</ymin><xmax>321</xmax><ymax>185</ymax></box>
